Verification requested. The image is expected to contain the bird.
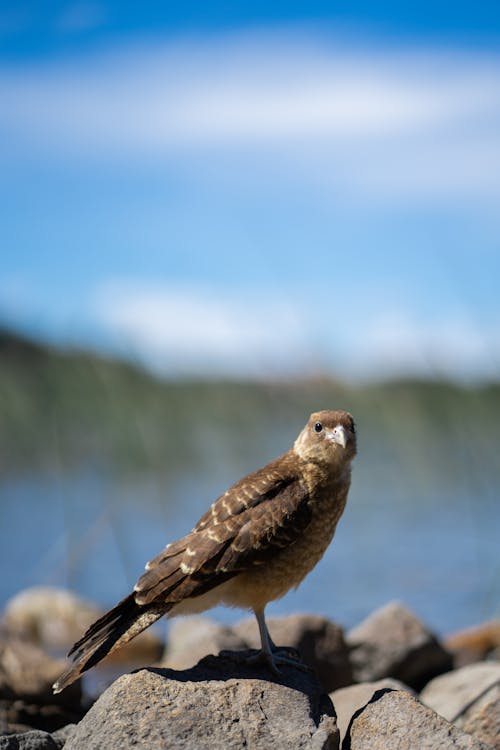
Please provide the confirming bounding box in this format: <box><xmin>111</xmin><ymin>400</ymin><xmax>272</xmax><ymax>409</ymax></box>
<box><xmin>53</xmin><ymin>409</ymin><xmax>356</xmax><ymax>693</ymax></box>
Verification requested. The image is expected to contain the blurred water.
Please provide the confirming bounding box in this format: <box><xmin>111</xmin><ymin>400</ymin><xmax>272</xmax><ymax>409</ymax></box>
<box><xmin>1</xmin><ymin>463</ymin><xmax>498</xmax><ymax>636</ymax></box>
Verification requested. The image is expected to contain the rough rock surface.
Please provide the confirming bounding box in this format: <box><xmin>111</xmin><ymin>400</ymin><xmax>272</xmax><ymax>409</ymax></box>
<box><xmin>0</xmin><ymin>729</ymin><xmax>60</xmax><ymax>749</ymax></box>
<box><xmin>234</xmin><ymin>614</ymin><xmax>353</xmax><ymax>692</ymax></box>
<box><xmin>421</xmin><ymin>662</ymin><xmax>500</xmax><ymax>747</ymax></box>
<box><xmin>344</xmin><ymin>688</ymin><xmax>492</xmax><ymax>750</ymax></box>
<box><xmin>463</xmin><ymin>694</ymin><xmax>500</xmax><ymax>749</ymax></box>
<box><xmin>346</xmin><ymin>601</ymin><xmax>452</xmax><ymax>689</ymax></box>
<box><xmin>330</xmin><ymin>678</ymin><xmax>414</xmax><ymax>744</ymax></box>
<box><xmin>0</xmin><ymin>725</ymin><xmax>75</xmax><ymax>750</ymax></box>
<box><xmin>65</xmin><ymin>652</ymin><xmax>339</xmax><ymax>750</ymax></box>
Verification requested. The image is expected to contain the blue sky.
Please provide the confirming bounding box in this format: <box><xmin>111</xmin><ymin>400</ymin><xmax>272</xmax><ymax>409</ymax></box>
<box><xmin>1</xmin><ymin>2</ymin><xmax>499</xmax><ymax>380</ymax></box>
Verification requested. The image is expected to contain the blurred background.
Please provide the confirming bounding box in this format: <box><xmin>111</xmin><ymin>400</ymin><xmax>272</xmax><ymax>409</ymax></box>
<box><xmin>0</xmin><ymin>0</ymin><xmax>499</xmax><ymax>638</ymax></box>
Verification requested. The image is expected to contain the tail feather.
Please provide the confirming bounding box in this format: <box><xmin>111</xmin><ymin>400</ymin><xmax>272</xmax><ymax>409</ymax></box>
<box><xmin>52</xmin><ymin>593</ymin><xmax>167</xmax><ymax>694</ymax></box>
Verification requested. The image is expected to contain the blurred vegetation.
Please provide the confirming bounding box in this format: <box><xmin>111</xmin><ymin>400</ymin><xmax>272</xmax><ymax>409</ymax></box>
<box><xmin>1</xmin><ymin>327</ymin><xmax>499</xmax><ymax>501</ymax></box>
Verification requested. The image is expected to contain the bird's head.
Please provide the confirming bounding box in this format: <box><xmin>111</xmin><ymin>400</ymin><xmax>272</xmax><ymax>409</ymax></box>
<box><xmin>293</xmin><ymin>409</ymin><xmax>357</xmax><ymax>467</ymax></box>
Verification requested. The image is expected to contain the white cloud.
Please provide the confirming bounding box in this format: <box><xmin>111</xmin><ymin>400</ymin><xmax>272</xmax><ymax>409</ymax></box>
<box><xmin>1</xmin><ymin>29</ymin><xmax>500</xmax><ymax>201</ymax></box>
<box><xmin>350</xmin><ymin>312</ymin><xmax>500</xmax><ymax>381</ymax></box>
<box><xmin>92</xmin><ymin>280</ymin><xmax>500</xmax><ymax>381</ymax></box>
<box><xmin>93</xmin><ymin>281</ymin><xmax>316</xmax><ymax>378</ymax></box>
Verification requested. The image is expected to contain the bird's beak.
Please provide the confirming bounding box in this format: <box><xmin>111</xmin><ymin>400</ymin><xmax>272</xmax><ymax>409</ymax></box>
<box><xmin>328</xmin><ymin>425</ymin><xmax>347</xmax><ymax>448</ymax></box>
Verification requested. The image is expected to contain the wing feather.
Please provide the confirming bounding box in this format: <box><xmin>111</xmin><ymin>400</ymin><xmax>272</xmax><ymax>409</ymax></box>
<box><xmin>215</xmin><ymin>479</ymin><xmax>311</xmax><ymax>573</ymax></box>
<box><xmin>134</xmin><ymin>453</ymin><xmax>310</xmax><ymax>606</ymax></box>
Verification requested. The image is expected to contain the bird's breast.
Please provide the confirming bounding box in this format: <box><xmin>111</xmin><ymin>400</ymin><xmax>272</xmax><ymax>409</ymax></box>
<box><xmin>219</xmin><ymin>474</ymin><xmax>350</xmax><ymax>613</ymax></box>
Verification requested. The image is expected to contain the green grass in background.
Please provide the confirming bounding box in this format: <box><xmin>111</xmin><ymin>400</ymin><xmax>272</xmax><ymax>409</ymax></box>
<box><xmin>1</xmin><ymin>327</ymin><xmax>499</xmax><ymax>503</ymax></box>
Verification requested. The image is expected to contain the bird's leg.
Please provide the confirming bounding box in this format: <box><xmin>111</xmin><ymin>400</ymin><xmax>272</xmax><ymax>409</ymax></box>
<box><xmin>255</xmin><ymin>609</ymin><xmax>279</xmax><ymax>671</ymax></box>
<box><xmin>262</xmin><ymin>618</ymin><xmax>294</xmax><ymax>656</ymax></box>
<box><xmin>263</xmin><ymin>619</ymin><xmax>277</xmax><ymax>652</ymax></box>
<box><xmin>242</xmin><ymin>609</ymin><xmax>311</xmax><ymax>675</ymax></box>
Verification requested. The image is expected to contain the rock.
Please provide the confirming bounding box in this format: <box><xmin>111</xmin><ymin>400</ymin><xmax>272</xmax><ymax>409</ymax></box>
<box><xmin>65</xmin><ymin>652</ymin><xmax>339</xmax><ymax>750</ymax></box>
<box><xmin>163</xmin><ymin>617</ymin><xmax>247</xmax><ymax>670</ymax></box>
<box><xmin>0</xmin><ymin>701</ymin><xmax>80</xmax><ymax>738</ymax></box>
<box><xmin>0</xmin><ymin>638</ymin><xmax>73</xmax><ymax>704</ymax></box>
<box><xmin>445</xmin><ymin>620</ymin><xmax>500</xmax><ymax>667</ymax></box>
<box><xmin>463</xmin><ymin>694</ymin><xmax>500</xmax><ymax>749</ymax></box>
<box><xmin>3</xmin><ymin>587</ymin><xmax>163</xmax><ymax>665</ymax></box>
<box><xmin>3</xmin><ymin>588</ymin><xmax>101</xmax><ymax>652</ymax></box>
<box><xmin>420</xmin><ymin>662</ymin><xmax>500</xmax><ymax>726</ymax></box>
<box><xmin>346</xmin><ymin>601</ymin><xmax>452</xmax><ymax>689</ymax></box>
<box><xmin>0</xmin><ymin>710</ymin><xmax>32</xmax><ymax>736</ymax></box>
<box><xmin>0</xmin><ymin>637</ymin><xmax>84</xmax><ymax>733</ymax></box>
<box><xmin>330</xmin><ymin>678</ymin><xmax>414</xmax><ymax>744</ymax></box>
<box><xmin>344</xmin><ymin>688</ymin><xmax>492</xmax><ymax>750</ymax></box>
<box><xmin>234</xmin><ymin>614</ymin><xmax>353</xmax><ymax>693</ymax></box>
<box><xmin>0</xmin><ymin>730</ymin><xmax>59</xmax><ymax>749</ymax></box>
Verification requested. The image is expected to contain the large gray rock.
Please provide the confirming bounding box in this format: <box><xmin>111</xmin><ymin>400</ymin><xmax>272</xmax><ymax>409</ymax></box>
<box><xmin>234</xmin><ymin>614</ymin><xmax>353</xmax><ymax>693</ymax></box>
<box><xmin>346</xmin><ymin>601</ymin><xmax>452</xmax><ymax>689</ymax></box>
<box><xmin>330</xmin><ymin>678</ymin><xmax>414</xmax><ymax>744</ymax></box>
<box><xmin>65</xmin><ymin>652</ymin><xmax>339</xmax><ymax>750</ymax></box>
<box><xmin>344</xmin><ymin>688</ymin><xmax>492</xmax><ymax>750</ymax></box>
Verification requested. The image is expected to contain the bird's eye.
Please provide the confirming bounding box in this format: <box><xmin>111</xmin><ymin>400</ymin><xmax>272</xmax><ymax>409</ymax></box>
<box><xmin>314</xmin><ymin>422</ymin><xmax>323</xmax><ymax>433</ymax></box>
<box><xmin>350</xmin><ymin>419</ymin><xmax>356</xmax><ymax>434</ymax></box>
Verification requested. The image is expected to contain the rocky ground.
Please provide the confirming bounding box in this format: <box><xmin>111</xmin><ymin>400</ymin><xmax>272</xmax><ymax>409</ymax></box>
<box><xmin>1</xmin><ymin>587</ymin><xmax>499</xmax><ymax>749</ymax></box>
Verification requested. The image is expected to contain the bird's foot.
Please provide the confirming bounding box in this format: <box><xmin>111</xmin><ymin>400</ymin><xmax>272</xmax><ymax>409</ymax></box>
<box><xmin>223</xmin><ymin>647</ymin><xmax>312</xmax><ymax>676</ymax></box>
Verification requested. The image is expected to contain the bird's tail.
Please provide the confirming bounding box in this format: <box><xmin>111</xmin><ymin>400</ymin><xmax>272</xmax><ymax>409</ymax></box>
<box><xmin>52</xmin><ymin>593</ymin><xmax>166</xmax><ymax>693</ymax></box>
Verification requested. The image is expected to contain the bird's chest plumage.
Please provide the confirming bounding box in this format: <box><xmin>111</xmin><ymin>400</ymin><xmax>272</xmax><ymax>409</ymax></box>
<box><xmin>224</xmin><ymin>469</ymin><xmax>350</xmax><ymax>612</ymax></box>
<box><xmin>276</xmin><ymin>472</ymin><xmax>349</xmax><ymax>583</ymax></box>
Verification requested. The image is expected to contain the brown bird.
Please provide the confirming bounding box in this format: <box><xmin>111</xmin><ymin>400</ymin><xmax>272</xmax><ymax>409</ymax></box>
<box><xmin>53</xmin><ymin>409</ymin><xmax>356</xmax><ymax>693</ymax></box>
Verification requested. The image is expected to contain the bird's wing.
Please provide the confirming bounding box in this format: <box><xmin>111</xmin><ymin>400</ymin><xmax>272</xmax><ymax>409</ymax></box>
<box><xmin>133</xmin><ymin>456</ymin><xmax>311</xmax><ymax>606</ymax></box>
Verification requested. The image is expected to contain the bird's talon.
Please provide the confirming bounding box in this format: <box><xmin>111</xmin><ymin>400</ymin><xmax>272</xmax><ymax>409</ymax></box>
<box><xmin>245</xmin><ymin>648</ymin><xmax>312</xmax><ymax>675</ymax></box>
